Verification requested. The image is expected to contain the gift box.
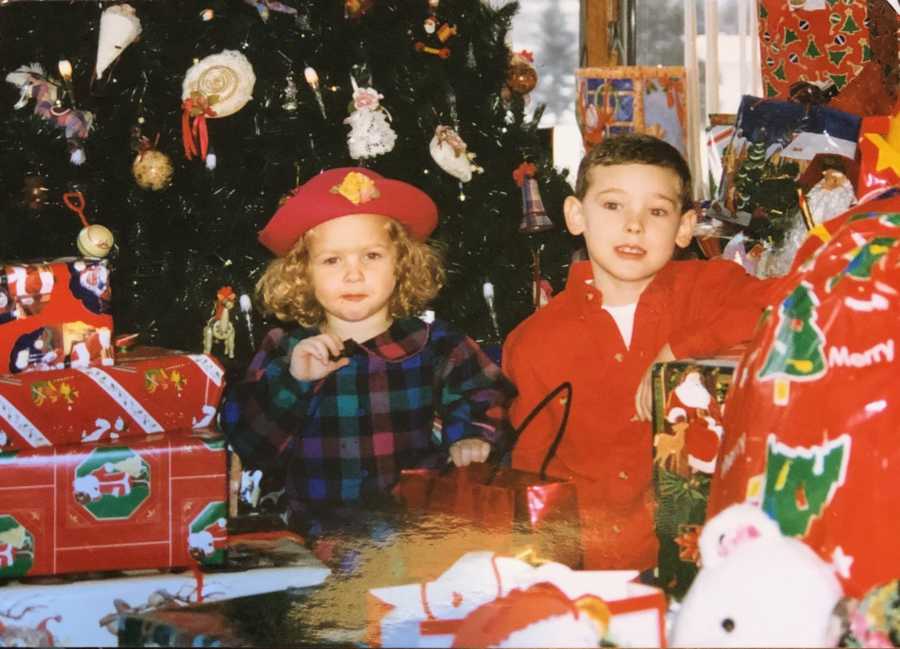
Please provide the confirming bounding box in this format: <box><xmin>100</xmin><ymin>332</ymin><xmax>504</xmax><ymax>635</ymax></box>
<box><xmin>366</xmin><ymin>551</ymin><xmax>667</xmax><ymax>648</ymax></box>
<box><xmin>757</xmin><ymin>0</ymin><xmax>869</xmax><ymax>98</ymax></box>
<box><xmin>857</xmin><ymin>113</ymin><xmax>900</xmax><ymax>203</ymax></box>
<box><xmin>0</xmin><ymin>533</ymin><xmax>329</xmax><ymax>647</ymax></box>
<box><xmin>0</xmin><ymin>430</ymin><xmax>227</xmax><ymax>577</ymax></box>
<box><xmin>708</xmin><ymin>196</ymin><xmax>900</xmax><ymax>598</ymax></box>
<box><xmin>0</xmin><ymin>258</ymin><xmax>114</xmax><ymax>375</ymax></box>
<box><xmin>0</xmin><ymin>346</ymin><xmax>224</xmax><ymax>451</ymax></box>
<box><xmin>575</xmin><ymin>66</ymin><xmax>687</xmax><ymax>155</ymax></box>
<box><xmin>651</xmin><ymin>351</ymin><xmax>740</xmax><ymax>599</ymax></box>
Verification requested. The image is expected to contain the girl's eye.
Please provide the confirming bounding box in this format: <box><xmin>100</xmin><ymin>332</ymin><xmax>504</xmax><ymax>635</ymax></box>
<box><xmin>366</xmin><ymin>251</ymin><xmax>382</xmax><ymax>260</ymax></box>
<box><xmin>322</xmin><ymin>257</ymin><xmax>339</xmax><ymax>265</ymax></box>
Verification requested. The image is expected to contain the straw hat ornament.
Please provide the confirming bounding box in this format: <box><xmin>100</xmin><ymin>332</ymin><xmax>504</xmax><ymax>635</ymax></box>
<box><xmin>181</xmin><ymin>50</ymin><xmax>256</xmax><ymax>161</ymax></box>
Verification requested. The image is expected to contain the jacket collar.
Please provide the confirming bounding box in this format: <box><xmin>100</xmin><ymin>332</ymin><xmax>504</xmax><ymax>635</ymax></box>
<box><xmin>300</xmin><ymin>317</ymin><xmax>429</xmax><ymax>362</ymax></box>
<box><xmin>565</xmin><ymin>259</ymin><xmax>677</xmax><ymax>316</ymax></box>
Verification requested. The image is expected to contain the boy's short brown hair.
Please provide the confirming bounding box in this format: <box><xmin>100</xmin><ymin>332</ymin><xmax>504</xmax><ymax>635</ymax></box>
<box><xmin>256</xmin><ymin>219</ymin><xmax>445</xmax><ymax>327</ymax></box>
<box><xmin>574</xmin><ymin>134</ymin><xmax>693</xmax><ymax>211</ymax></box>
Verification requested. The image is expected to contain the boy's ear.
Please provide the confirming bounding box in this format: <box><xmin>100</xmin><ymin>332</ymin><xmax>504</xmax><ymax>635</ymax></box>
<box><xmin>563</xmin><ymin>196</ymin><xmax>585</xmax><ymax>236</ymax></box>
<box><xmin>674</xmin><ymin>208</ymin><xmax>697</xmax><ymax>249</ymax></box>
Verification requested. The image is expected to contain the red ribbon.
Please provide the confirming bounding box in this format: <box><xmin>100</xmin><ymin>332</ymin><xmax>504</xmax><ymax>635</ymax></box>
<box><xmin>512</xmin><ymin>161</ymin><xmax>537</xmax><ymax>187</ymax></box>
<box><xmin>181</xmin><ymin>95</ymin><xmax>217</xmax><ymax>160</ymax></box>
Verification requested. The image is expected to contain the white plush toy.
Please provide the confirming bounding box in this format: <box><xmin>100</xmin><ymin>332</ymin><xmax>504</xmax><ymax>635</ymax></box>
<box><xmin>671</xmin><ymin>504</ymin><xmax>843</xmax><ymax>648</ymax></box>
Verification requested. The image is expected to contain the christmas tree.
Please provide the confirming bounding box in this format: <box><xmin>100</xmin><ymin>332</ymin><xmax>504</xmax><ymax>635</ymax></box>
<box><xmin>0</xmin><ymin>0</ymin><xmax>576</xmax><ymax>371</ymax></box>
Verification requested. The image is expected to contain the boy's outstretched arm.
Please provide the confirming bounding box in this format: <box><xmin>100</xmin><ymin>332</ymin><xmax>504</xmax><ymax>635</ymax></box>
<box><xmin>221</xmin><ymin>328</ymin><xmax>319</xmax><ymax>471</ymax></box>
<box><xmin>438</xmin><ymin>336</ymin><xmax>516</xmax><ymax>467</ymax></box>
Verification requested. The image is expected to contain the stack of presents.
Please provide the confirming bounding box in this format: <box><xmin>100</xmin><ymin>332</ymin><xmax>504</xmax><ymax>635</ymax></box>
<box><xmin>0</xmin><ymin>258</ymin><xmax>329</xmax><ymax>646</ymax></box>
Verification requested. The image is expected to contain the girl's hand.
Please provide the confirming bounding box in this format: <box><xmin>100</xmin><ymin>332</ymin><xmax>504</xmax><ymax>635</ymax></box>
<box><xmin>449</xmin><ymin>438</ymin><xmax>491</xmax><ymax>467</ymax></box>
<box><xmin>634</xmin><ymin>343</ymin><xmax>675</xmax><ymax>422</ymax></box>
<box><xmin>289</xmin><ymin>333</ymin><xmax>350</xmax><ymax>381</ymax></box>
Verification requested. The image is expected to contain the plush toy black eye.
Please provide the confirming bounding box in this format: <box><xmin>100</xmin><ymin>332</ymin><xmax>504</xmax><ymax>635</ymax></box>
<box><xmin>722</xmin><ymin>618</ymin><xmax>735</xmax><ymax>633</ymax></box>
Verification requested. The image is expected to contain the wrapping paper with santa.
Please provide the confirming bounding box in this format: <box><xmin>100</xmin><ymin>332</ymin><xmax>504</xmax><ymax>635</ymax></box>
<box><xmin>0</xmin><ymin>346</ymin><xmax>223</xmax><ymax>451</ymax></box>
<box><xmin>0</xmin><ymin>430</ymin><xmax>226</xmax><ymax>577</ymax></box>
<box><xmin>0</xmin><ymin>258</ymin><xmax>114</xmax><ymax>375</ymax></box>
<box><xmin>366</xmin><ymin>551</ymin><xmax>667</xmax><ymax>648</ymax></box>
<box><xmin>707</xmin><ymin>195</ymin><xmax>900</xmax><ymax>597</ymax></box>
<box><xmin>0</xmin><ymin>533</ymin><xmax>329</xmax><ymax>647</ymax></box>
<box><xmin>650</xmin><ymin>353</ymin><xmax>739</xmax><ymax>599</ymax></box>
<box><xmin>857</xmin><ymin>112</ymin><xmax>900</xmax><ymax>203</ymax></box>
<box><xmin>757</xmin><ymin>0</ymin><xmax>869</xmax><ymax>99</ymax></box>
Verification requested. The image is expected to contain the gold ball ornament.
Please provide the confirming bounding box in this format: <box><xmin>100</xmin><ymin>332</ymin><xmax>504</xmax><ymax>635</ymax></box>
<box><xmin>77</xmin><ymin>224</ymin><xmax>115</xmax><ymax>258</ymax></box>
<box><xmin>132</xmin><ymin>149</ymin><xmax>174</xmax><ymax>191</ymax></box>
<box><xmin>506</xmin><ymin>59</ymin><xmax>538</xmax><ymax>95</ymax></box>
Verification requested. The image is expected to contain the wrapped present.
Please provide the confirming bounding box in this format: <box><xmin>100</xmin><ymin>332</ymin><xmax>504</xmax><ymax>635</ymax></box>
<box><xmin>0</xmin><ymin>258</ymin><xmax>114</xmax><ymax>375</ymax></box>
<box><xmin>0</xmin><ymin>533</ymin><xmax>328</xmax><ymax>647</ymax></box>
<box><xmin>857</xmin><ymin>111</ymin><xmax>900</xmax><ymax>203</ymax></box>
<box><xmin>227</xmin><ymin>447</ymin><xmax>287</xmax><ymax>532</ymax></box>
<box><xmin>575</xmin><ymin>66</ymin><xmax>687</xmax><ymax>155</ymax></box>
<box><xmin>708</xmin><ymin>196</ymin><xmax>900</xmax><ymax>597</ymax></box>
<box><xmin>757</xmin><ymin>0</ymin><xmax>869</xmax><ymax>98</ymax></box>
<box><xmin>651</xmin><ymin>352</ymin><xmax>740</xmax><ymax>599</ymax></box>
<box><xmin>0</xmin><ymin>431</ymin><xmax>227</xmax><ymax>577</ymax></box>
<box><xmin>0</xmin><ymin>346</ymin><xmax>223</xmax><ymax>451</ymax></box>
<box><xmin>366</xmin><ymin>551</ymin><xmax>667</xmax><ymax>648</ymax></box>
<box><xmin>713</xmin><ymin>95</ymin><xmax>860</xmax><ymax>227</ymax></box>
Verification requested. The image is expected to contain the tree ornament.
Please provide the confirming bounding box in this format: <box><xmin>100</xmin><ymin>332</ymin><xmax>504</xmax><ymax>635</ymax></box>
<box><xmin>429</xmin><ymin>125</ymin><xmax>482</xmax><ymax>182</ymax></box>
<box><xmin>64</xmin><ymin>191</ymin><xmax>114</xmax><ymax>258</ymax></box>
<box><xmin>513</xmin><ymin>162</ymin><xmax>553</xmax><ymax>233</ymax></box>
<box><xmin>344</xmin><ymin>79</ymin><xmax>397</xmax><ymax>160</ymax></box>
<box><xmin>131</xmin><ymin>131</ymin><xmax>174</xmax><ymax>191</ymax></box>
<box><xmin>415</xmin><ymin>3</ymin><xmax>457</xmax><ymax>58</ymax></box>
<box><xmin>21</xmin><ymin>175</ymin><xmax>48</xmax><ymax>211</ymax></box>
<box><xmin>5</xmin><ymin>64</ymin><xmax>94</xmax><ymax>165</ymax></box>
<box><xmin>94</xmin><ymin>4</ymin><xmax>142</xmax><ymax>82</ymax></box>
<box><xmin>506</xmin><ymin>50</ymin><xmax>538</xmax><ymax>96</ymax></box>
<box><xmin>244</xmin><ymin>0</ymin><xmax>297</xmax><ymax>22</ymax></box>
<box><xmin>345</xmin><ymin>0</ymin><xmax>374</xmax><ymax>19</ymax></box>
<box><xmin>202</xmin><ymin>286</ymin><xmax>237</xmax><ymax>359</ymax></box>
<box><xmin>482</xmin><ymin>281</ymin><xmax>501</xmax><ymax>341</ymax></box>
<box><xmin>181</xmin><ymin>50</ymin><xmax>256</xmax><ymax>161</ymax></box>
<box><xmin>303</xmin><ymin>66</ymin><xmax>327</xmax><ymax>119</ymax></box>
<box><xmin>238</xmin><ymin>293</ymin><xmax>255</xmax><ymax>348</ymax></box>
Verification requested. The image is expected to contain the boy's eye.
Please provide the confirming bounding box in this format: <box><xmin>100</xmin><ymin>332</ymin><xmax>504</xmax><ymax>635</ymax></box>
<box><xmin>602</xmin><ymin>201</ymin><xmax>621</xmax><ymax>210</ymax></box>
<box><xmin>650</xmin><ymin>208</ymin><xmax>670</xmax><ymax>217</ymax></box>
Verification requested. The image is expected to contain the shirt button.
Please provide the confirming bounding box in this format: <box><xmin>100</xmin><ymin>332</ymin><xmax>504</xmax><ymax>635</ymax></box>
<box><xmin>612</xmin><ymin>524</ymin><xmax>622</xmax><ymax>534</ymax></box>
<box><xmin>618</xmin><ymin>471</ymin><xmax>628</xmax><ymax>480</ymax></box>
<box><xmin>614</xmin><ymin>353</ymin><xmax>624</xmax><ymax>362</ymax></box>
<box><xmin>586</xmin><ymin>293</ymin><xmax>594</xmax><ymax>301</ymax></box>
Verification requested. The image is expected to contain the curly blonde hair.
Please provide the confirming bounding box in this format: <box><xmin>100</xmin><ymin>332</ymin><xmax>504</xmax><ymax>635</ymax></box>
<box><xmin>256</xmin><ymin>219</ymin><xmax>445</xmax><ymax>327</ymax></box>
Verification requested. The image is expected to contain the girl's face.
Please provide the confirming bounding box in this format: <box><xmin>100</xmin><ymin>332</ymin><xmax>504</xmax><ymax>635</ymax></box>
<box><xmin>306</xmin><ymin>213</ymin><xmax>397</xmax><ymax>337</ymax></box>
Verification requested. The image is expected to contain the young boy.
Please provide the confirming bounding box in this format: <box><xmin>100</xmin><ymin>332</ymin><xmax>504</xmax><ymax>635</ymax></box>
<box><xmin>222</xmin><ymin>167</ymin><xmax>513</xmax><ymax>530</ymax></box>
<box><xmin>502</xmin><ymin>134</ymin><xmax>774</xmax><ymax>571</ymax></box>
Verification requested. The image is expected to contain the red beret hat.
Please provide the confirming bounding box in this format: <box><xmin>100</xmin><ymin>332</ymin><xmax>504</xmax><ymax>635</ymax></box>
<box><xmin>258</xmin><ymin>167</ymin><xmax>438</xmax><ymax>256</ymax></box>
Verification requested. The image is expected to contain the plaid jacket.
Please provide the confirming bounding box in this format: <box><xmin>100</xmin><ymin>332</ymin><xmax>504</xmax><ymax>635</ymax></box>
<box><xmin>221</xmin><ymin>317</ymin><xmax>514</xmax><ymax>514</ymax></box>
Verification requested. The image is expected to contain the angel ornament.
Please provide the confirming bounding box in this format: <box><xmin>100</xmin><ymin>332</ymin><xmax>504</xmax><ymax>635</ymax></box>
<box><xmin>202</xmin><ymin>286</ymin><xmax>236</xmax><ymax>358</ymax></box>
<box><xmin>344</xmin><ymin>80</ymin><xmax>397</xmax><ymax>160</ymax></box>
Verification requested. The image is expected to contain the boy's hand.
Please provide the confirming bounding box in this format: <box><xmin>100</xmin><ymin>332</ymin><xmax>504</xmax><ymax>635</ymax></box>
<box><xmin>449</xmin><ymin>438</ymin><xmax>490</xmax><ymax>467</ymax></box>
<box><xmin>289</xmin><ymin>333</ymin><xmax>350</xmax><ymax>381</ymax></box>
<box><xmin>635</xmin><ymin>343</ymin><xmax>675</xmax><ymax>422</ymax></box>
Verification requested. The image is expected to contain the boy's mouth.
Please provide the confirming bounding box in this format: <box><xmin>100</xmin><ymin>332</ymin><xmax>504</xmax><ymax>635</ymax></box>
<box><xmin>614</xmin><ymin>245</ymin><xmax>646</xmax><ymax>258</ymax></box>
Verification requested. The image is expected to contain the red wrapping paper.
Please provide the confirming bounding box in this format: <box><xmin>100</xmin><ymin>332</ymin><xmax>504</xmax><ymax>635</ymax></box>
<box><xmin>0</xmin><ymin>258</ymin><xmax>114</xmax><ymax>375</ymax></box>
<box><xmin>0</xmin><ymin>347</ymin><xmax>224</xmax><ymax>451</ymax></box>
<box><xmin>0</xmin><ymin>431</ymin><xmax>227</xmax><ymax>577</ymax></box>
<box><xmin>708</xmin><ymin>194</ymin><xmax>900</xmax><ymax>597</ymax></box>
<box><xmin>857</xmin><ymin>115</ymin><xmax>900</xmax><ymax>202</ymax></box>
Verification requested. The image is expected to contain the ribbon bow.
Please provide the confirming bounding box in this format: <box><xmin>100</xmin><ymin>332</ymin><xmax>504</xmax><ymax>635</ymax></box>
<box><xmin>181</xmin><ymin>91</ymin><xmax>218</xmax><ymax>160</ymax></box>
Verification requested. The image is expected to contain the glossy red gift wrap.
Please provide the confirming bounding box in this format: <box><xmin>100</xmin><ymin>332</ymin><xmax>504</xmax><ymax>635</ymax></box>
<box><xmin>0</xmin><ymin>347</ymin><xmax>224</xmax><ymax>451</ymax></box>
<box><xmin>708</xmin><ymin>195</ymin><xmax>900</xmax><ymax>597</ymax></box>
<box><xmin>857</xmin><ymin>115</ymin><xmax>900</xmax><ymax>202</ymax></box>
<box><xmin>0</xmin><ymin>431</ymin><xmax>227</xmax><ymax>577</ymax></box>
<box><xmin>0</xmin><ymin>258</ymin><xmax>114</xmax><ymax>375</ymax></box>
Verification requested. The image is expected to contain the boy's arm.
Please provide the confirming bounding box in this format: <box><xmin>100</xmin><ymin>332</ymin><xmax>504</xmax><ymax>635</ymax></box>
<box><xmin>220</xmin><ymin>329</ymin><xmax>317</xmax><ymax>472</ymax></box>
<box><xmin>502</xmin><ymin>331</ymin><xmax>563</xmax><ymax>474</ymax></box>
<box><xmin>668</xmin><ymin>260</ymin><xmax>780</xmax><ymax>359</ymax></box>
<box><xmin>437</xmin><ymin>336</ymin><xmax>516</xmax><ymax>454</ymax></box>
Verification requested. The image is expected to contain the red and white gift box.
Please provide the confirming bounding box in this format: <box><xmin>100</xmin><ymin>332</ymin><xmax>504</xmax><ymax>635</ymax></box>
<box><xmin>0</xmin><ymin>430</ymin><xmax>227</xmax><ymax>577</ymax></box>
<box><xmin>366</xmin><ymin>551</ymin><xmax>667</xmax><ymax>648</ymax></box>
<box><xmin>0</xmin><ymin>347</ymin><xmax>224</xmax><ymax>451</ymax></box>
<box><xmin>0</xmin><ymin>258</ymin><xmax>114</xmax><ymax>375</ymax></box>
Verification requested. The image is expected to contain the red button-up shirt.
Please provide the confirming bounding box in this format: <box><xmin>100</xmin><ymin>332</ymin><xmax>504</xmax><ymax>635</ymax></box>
<box><xmin>503</xmin><ymin>259</ymin><xmax>775</xmax><ymax>570</ymax></box>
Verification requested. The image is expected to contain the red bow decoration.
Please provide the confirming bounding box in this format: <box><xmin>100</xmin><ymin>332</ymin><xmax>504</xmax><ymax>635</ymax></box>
<box><xmin>181</xmin><ymin>91</ymin><xmax>217</xmax><ymax>160</ymax></box>
<box><xmin>516</xmin><ymin>50</ymin><xmax>534</xmax><ymax>63</ymax></box>
<box><xmin>512</xmin><ymin>161</ymin><xmax>537</xmax><ymax>187</ymax></box>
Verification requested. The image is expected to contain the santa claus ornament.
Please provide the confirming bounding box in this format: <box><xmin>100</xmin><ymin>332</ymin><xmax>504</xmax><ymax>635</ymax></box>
<box><xmin>344</xmin><ymin>79</ymin><xmax>397</xmax><ymax>160</ymax></box>
<box><xmin>429</xmin><ymin>125</ymin><xmax>482</xmax><ymax>182</ymax></box>
<box><xmin>415</xmin><ymin>0</ymin><xmax>457</xmax><ymax>58</ymax></box>
<box><xmin>181</xmin><ymin>50</ymin><xmax>256</xmax><ymax>162</ymax></box>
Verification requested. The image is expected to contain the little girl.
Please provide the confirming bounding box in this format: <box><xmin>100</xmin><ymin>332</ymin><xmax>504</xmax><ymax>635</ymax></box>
<box><xmin>222</xmin><ymin>167</ymin><xmax>514</xmax><ymax>527</ymax></box>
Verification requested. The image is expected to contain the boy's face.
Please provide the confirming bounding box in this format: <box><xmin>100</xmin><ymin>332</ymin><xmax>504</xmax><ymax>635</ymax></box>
<box><xmin>564</xmin><ymin>163</ymin><xmax>695</xmax><ymax>302</ymax></box>
<box><xmin>307</xmin><ymin>213</ymin><xmax>397</xmax><ymax>331</ymax></box>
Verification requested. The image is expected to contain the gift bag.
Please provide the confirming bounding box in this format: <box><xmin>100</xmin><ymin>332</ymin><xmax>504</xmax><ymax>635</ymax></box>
<box><xmin>857</xmin><ymin>111</ymin><xmax>900</xmax><ymax>203</ymax></box>
<box><xmin>575</xmin><ymin>66</ymin><xmax>687</xmax><ymax>155</ymax></box>
<box><xmin>392</xmin><ymin>383</ymin><xmax>581</xmax><ymax>575</ymax></box>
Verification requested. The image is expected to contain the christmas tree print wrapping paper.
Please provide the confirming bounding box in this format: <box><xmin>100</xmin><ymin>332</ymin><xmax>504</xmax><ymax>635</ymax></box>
<box><xmin>0</xmin><ymin>430</ymin><xmax>226</xmax><ymax>577</ymax></box>
<box><xmin>757</xmin><ymin>0</ymin><xmax>871</xmax><ymax>99</ymax></box>
<box><xmin>0</xmin><ymin>346</ymin><xmax>224</xmax><ymax>452</ymax></box>
<box><xmin>650</xmin><ymin>355</ymin><xmax>739</xmax><ymax>600</ymax></box>
<box><xmin>0</xmin><ymin>258</ymin><xmax>114</xmax><ymax>375</ymax></box>
<box><xmin>707</xmin><ymin>192</ymin><xmax>900</xmax><ymax>597</ymax></box>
